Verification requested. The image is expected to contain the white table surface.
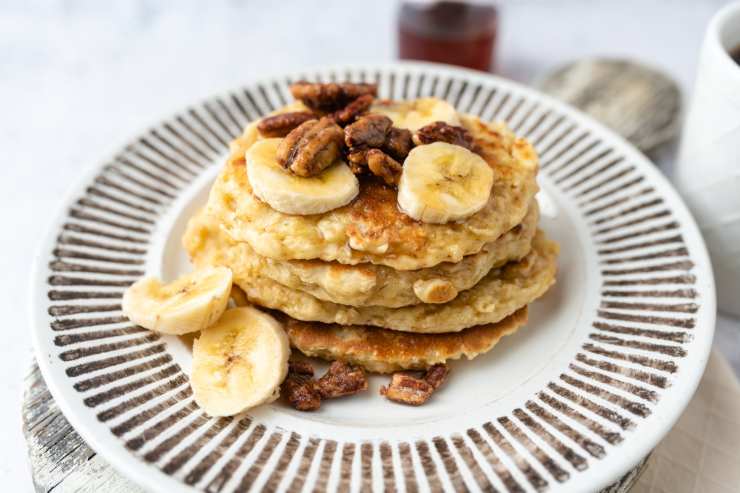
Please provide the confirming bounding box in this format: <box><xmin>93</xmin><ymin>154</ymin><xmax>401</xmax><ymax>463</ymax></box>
<box><xmin>3</xmin><ymin>0</ymin><xmax>739</xmax><ymax>490</ymax></box>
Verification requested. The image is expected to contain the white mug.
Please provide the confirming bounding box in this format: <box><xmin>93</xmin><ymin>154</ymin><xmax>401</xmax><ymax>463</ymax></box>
<box><xmin>676</xmin><ymin>1</ymin><xmax>740</xmax><ymax>317</ymax></box>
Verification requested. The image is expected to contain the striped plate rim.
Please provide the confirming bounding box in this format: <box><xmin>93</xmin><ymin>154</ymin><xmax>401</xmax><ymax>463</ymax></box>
<box><xmin>30</xmin><ymin>62</ymin><xmax>716</xmax><ymax>492</ymax></box>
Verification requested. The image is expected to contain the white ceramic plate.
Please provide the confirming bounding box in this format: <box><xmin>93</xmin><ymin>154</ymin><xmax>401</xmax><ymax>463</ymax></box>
<box><xmin>31</xmin><ymin>63</ymin><xmax>715</xmax><ymax>493</ymax></box>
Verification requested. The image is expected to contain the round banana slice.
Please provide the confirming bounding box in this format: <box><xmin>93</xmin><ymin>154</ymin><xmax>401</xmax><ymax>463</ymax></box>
<box><xmin>398</xmin><ymin>142</ymin><xmax>494</xmax><ymax>224</ymax></box>
<box><xmin>246</xmin><ymin>138</ymin><xmax>359</xmax><ymax>216</ymax></box>
<box><xmin>191</xmin><ymin>307</ymin><xmax>290</xmax><ymax>417</ymax></box>
<box><xmin>122</xmin><ymin>266</ymin><xmax>232</xmax><ymax>335</ymax></box>
<box><xmin>371</xmin><ymin>97</ymin><xmax>461</xmax><ymax>132</ymax></box>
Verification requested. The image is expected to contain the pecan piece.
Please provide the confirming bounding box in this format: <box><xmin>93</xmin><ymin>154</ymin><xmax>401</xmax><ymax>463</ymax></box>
<box><xmin>346</xmin><ymin>148</ymin><xmax>369</xmax><ymax>175</ymax></box>
<box><xmin>289</xmin><ymin>359</ymin><xmax>315</xmax><ymax>378</ymax></box>
<box><xmin>367</xmin><ymin>149</ymin><xmax>403</xmax><ymax>186</ymax></box>
<box><xmin>344</xmin><ymin>116</ymin><xmax>409</xmax><ymax>185</ymax></box>
<box><xmin>276</xmin><ymin>117</ymin><xmax>344</xmax><ymax>177</ymax></box>
<box><xmin>290</xmin><ymin>81</ymin><xmax>377</xmax><ymax>112</ymax></box>
<box><xmin>282</xmin><ymin>362</ymin><xmax>321</xmax><ymax>411</ymax></box>
<box><xmin>283</xmin><ymin>378</ymin><xmax>321</xmax><ymax>411</ymax></box>
<box><xmin>413</xmin><ymin>121</ymin><xmax>478</xmax><ymax>152</ymax></box>
<box><xmin>331</xmin><ymin>94</ymin><xmax>374</xmax><ymax>126</ymax></box>
<box><xmin>316</xmin><ymin>361</ymin><xmax>368</xmax><ymax>399</ymax></box>
<box><xmin>344</xmin><ymin>114</ymin><xmax>393</xmax><ymax>148</ymax></box>
<box><xmin>381</xmin><ymin>364</ymin><xmax>450</xmax><ymax>406</ymax></box>
<box><xmin>423</xmin><ymin>364</ymin><xmax>449</xmax><ymax>390</ymax></box>
<box><xmin>380</xmin><ymin>373</ymin><xmax>434</xmax><ymax>406</ymax></box>
<box><xmin>383</xmin><ymin>127</ymin><xmax>414</xmax><ymax>160</ymax></box>
<box><xmin>257</xmin><ymin>112</ymin><xmax>315</xmax><ymax>138</ymax></box>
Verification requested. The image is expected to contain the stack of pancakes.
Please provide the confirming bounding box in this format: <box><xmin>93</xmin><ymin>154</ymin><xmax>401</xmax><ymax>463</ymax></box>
<box><xmin>183</xmin><ymin>109</ymin><xmax>558</xmax><ymax>373</ymax></box>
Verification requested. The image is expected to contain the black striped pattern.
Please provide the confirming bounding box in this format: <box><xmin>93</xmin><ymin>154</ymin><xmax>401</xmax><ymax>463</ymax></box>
<box><xmin>35</xmin><ymin>67</ymin><xmax>707</xmax><ymax>492</ymax></box>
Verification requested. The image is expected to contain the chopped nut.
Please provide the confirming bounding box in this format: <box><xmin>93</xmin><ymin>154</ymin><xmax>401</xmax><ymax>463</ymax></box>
<box><xmin>383</xmin><ymin>127</ymin><xmax>414</xmax><ymax>160</ymax></box>
<box><xmin>289</xmin><ymin>359</ymin><xmax>315</xmax><ymax>378</ymax></box>
<box><xmin>346</xmin><ymin>148</ymin><xmax>369</xmax><ymax>175</ymax></box>
<box><xmin>423</xmin><ymin>364</ymin><xmax>449</xmax><ymax>390</ymax></box>
<box><xmin>282</xmin><ymin>366</ymin><xmax>321</xmax><ymax>411</ymax></box>
<box><xmin>316</xmin><ymin>361</ymin><xmax>368</xmax><ymax>399</ymax></box>
<box><xmin>413</xmin><ymin>121</ymin><xmax>478</xmax><ymax>152</ymax></box>
<box><xmin>342</xmin><ymin>114</ymin><xmax>414</xmax><ymax>184</ymax></box>
<box><xmin>380</xmin><ymin>373</ymin><xmax>434</xmax><ymax>406</ymax></box>
<box><xmin>367</xmin><ymin>149</ymin><xmax>403</xmax><ymax>186</ymax></box>
<box><xmin>347</xmin><ymin>148</ymin><xmax>368</xmax><ymax>164</ymax></box>
<box><xmin>381</xmin><ymin>364</ymin><xmax>450</xmax><ymax>406</ymax></box>
<box><xmin>343</xmin><ymin>115</ymin><xmax>413</xmax><ymax>183</ymax></box>
<box><xmin>348</xmin><ymin>163</ymin><xmax>365</xmax><ymax>175</ymax></box>
<box><xmin>331</xmin><ymin>94</ymin><xmax>374</xmax><ymax>126</ymax></box>
<box><xmin>290</xmin><ymin>81</ymin><xmax>377</xmax><ymax>112</ymax></box>
<box><xmin>283</xmin><ymin>377</ymin><xmax>321</xmax><ymax>411</ymax></box>
<box><xmin>344</xmin><ymin>114</ymin><xmax>393</xmax><ymax>148</ymax></box>
<box><xmin>276</xmin><ymin>117</ymin><xmax>344</xmax><ymax>177</ymax></box>
<box><xmin>257</xmin><ymin>112</ymin><xmax>316</xmax><ymax>138</ymax></box>
<box><xmin>282</xmin><ymin>359</ymin><xmax>370</xmax><ymax>412</ymax></box>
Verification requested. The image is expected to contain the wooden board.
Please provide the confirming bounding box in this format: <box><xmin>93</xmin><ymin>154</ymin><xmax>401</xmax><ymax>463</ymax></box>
<box><xmin>23</xmin><ymin>361</ymin><xmax>143</xmax><ymax>493</ymax></box>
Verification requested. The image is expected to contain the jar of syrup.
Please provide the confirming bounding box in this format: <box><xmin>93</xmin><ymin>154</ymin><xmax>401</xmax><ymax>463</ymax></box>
<box><xmin>398</xmin><ymin>1</ymin><xmax>498</xmax><ymax>72</ymax></box>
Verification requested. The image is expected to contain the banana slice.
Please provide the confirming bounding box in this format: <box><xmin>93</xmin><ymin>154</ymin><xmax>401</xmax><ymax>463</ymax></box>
<box><xmin>371</xmin><ymin>97</ymin><xmax>461</xmax><ymax>132</ymax></box>
<box><xmin>398</xmin><ymin>142</ymin><xmax>494</xmax><ymax>224</ymax></box>
<box><xmin>191</xmin><ymin>306</ymin><xmax>290</xmax><ymax>417</ymax></box>
<box><xmin>122</xmin><ymin>266</ymin><xmax>232</xmax><ymax>335</ymax></box>
<box><xmin>246</xmin><ymin>138</ymin><xmax>359</xmax><ymax>215</ymax></box>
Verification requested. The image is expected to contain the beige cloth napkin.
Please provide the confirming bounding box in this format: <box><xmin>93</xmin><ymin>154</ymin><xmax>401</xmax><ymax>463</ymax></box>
<box><xmin>632</xmin><ymin>350</ymin><xmax>740</xmax><ymax>493</ymax></box>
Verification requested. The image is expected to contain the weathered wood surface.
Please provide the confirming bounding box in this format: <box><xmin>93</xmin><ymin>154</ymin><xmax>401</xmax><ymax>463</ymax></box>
<box><xmin>22</xmin><ymin>360</ymin><xmax>646</xmax><ymax>492</ymax></box>
<box><xmin>23</xmin><ymin>362</ymin><xmax>143</xmax><ymax>493</ymax></box>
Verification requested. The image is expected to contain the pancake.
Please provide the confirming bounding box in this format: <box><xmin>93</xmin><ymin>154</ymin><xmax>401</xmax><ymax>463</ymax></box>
<box><xmin>189</xmin><ymin>225</ymin><xmax>558</xmax><ymax>333</ymax></box>
<box><xmin>183</xmin><ymin>202</ymin><xmax>538</xmax><ymax>307</ymax></box>
<box><xmin>284</xmin><ymin>307</ymin><xmax>529</xmax><ymax>373</ymax></box>
<box><xmin>205</xmin><ymin>113</ymin><xmax>539</xmax><ymax>270</ymax></box>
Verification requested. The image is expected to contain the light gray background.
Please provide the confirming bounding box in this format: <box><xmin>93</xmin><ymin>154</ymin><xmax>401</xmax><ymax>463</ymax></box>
<box><xmin>3</xmin><ymin>0</ymin><xmax>738</xmax><ymax>489</ymax></box>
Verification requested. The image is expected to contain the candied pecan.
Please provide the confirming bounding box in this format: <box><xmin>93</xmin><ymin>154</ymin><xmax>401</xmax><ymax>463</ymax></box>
<box><xmin>284</xmin><ymin>379</ymin><xmax>321</xmax><ymax>411</ymax></box>
<box><xmin>380</xmin><ymin>373</ymin><xmax>434</xmax><ymax>406</ymax></box>
<box><xmin>343</xmin><ymin>115</ymin><xmax>413</xmax><ymax>182</ymax></box>
<box><xmin>347</xmin><ymin>148</ymin><xmax>368</xmax><ymax>164</ymax></box>
<box><xmin>423</xmin><ymin>364</ymin><xmax>449</xmax><ymax>390</ymax></box>
<box><xmin>289</xmin><ymin>359</ymin><xmax>315</xmax><ymax>378</ymax></box>
<box><xmin>290</xmin><ymin>81</ymin><xmax>377</xmax><ymax>112</ymax></box>
<box><xmin>383</xmin><ymin>127</ymin><xmax>414</xmax><ymax>160</ymax></box>
<box><xmin>344</xmin><ymin>114</ymin><xmax>393</xmax><ymax>148</ymax></box>
<box><xmin>257</xmin><ymin>112</ymin><xmax>315</xmax><ymax>138</ymax></box>
<box><xmin>331</xmin><ymin>94</ymin><xmax>374</xmax><ymax>126</ymax></box>
<box><xmin>413</xmin><ymin>121</ymin><xmax>478</xmax><ymax>152</ymax></box>
<box><xmin>276</xmin><ymin>117</ymin><xmax>344</xmax><ymax>177</ymax></box>
<box><xmin>316</xmin><ymin>361</ymin><xmax>368</xmax><ymax>399</ymax></box>
<box><xmin>346</xmin><ymin>148</ymin><xmax>369</xmax><ymax>174</ymax></box>
<box><xmin>367</xmin><ymin>149</ymin><xmax>403</xmax><ymax>186</ymax></box>
<box><xmin>348</xmin><ymin>162</ymin><xmax>365</xmax><ymax>175</ymax></box>
<box><xmin>282</xmin><ymin>372</ymin><xmax>321</xmax><ymax>411</ymax></box>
